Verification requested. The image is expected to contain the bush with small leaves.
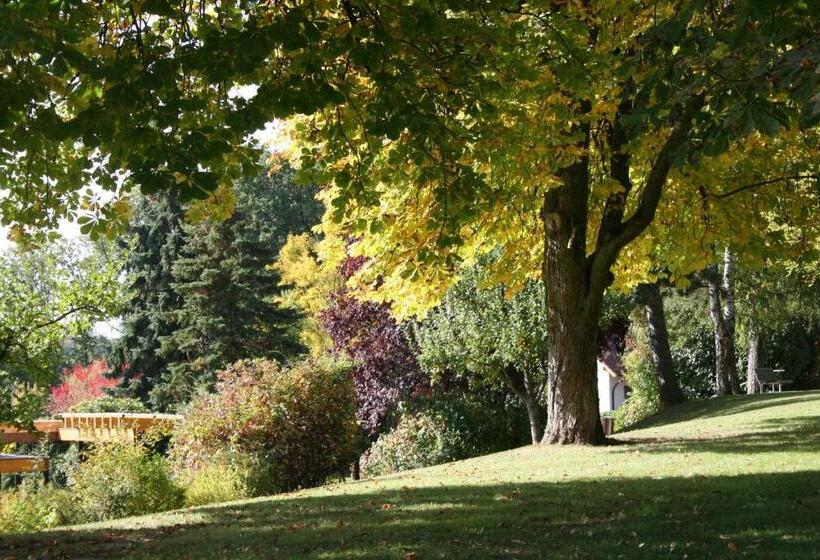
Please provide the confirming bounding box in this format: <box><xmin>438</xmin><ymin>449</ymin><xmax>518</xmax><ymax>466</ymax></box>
<box><xmin>69</xmin><ymin>442</ymin><xmax>184</xmax><ymax>522</ymax></box>
<box><xmin>0</xmin><ymin>482</ymin><xmax>77</xmax><ymax>534</ymax></box>
<box><xmin>68</xmin><ymin>396</ymin><xmax>148</xmax><ymax>413</ymax></box>
<box><xmin>615</xmin><ymin>317</ymin><xmax>662</xmax><ymax>431</ymax></box>
<box><xmin>360</xmin><ymin>411</ymin><xmax>461</xmax><ymax>477</ymax></box>
<box><xmin>171</xmin><ymin>358</ymin><xmax>359</xmax><ymax>496</ymax></box>
<box><xmin>179</xmin><ymin>452</ymin><xmax>252</xmax><ymax>507</ymax></box>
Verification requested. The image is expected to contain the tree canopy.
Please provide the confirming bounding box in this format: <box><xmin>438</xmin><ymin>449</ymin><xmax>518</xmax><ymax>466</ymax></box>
<box><xmin>0</xmin><ymin>241</ymin><xmax>121</xmax><ymax>425</ymax></box>
<box><xmin>2</xmin><ymin>0</ymin><xmax>818</xmax><ymax>443</ymax></box>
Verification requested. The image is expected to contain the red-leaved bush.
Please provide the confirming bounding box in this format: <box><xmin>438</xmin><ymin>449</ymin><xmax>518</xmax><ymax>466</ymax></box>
<box><xmin>48</xmin><ymin>359</ymin><xmax>118</xmax><ymax>414</ymax></box>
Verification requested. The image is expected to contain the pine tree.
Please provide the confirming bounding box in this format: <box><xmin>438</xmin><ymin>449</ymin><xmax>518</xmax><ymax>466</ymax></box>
<box><xmin>154</xmin><ymin>170</ymin><xmax>319</xmax><ymax>406</ymax></box>
<box><xmin>109</xmin><ymin>190</ymin><xmax>186</xmax><ymax>405</ymax></box>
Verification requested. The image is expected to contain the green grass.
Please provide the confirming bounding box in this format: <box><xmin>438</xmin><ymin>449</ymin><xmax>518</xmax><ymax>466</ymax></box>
<box><xmin>3</xmin><ymin>391</ymin><xmax>820</xmax><ymax>559</ymax></box>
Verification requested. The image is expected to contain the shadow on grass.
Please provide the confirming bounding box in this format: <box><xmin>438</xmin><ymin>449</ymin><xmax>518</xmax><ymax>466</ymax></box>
<box><xmin>621</xmin><ymin>391</ymin><xmax>820</xmax><ymax>433</ymax></box>
<box><xmin>2</xmin><ymin>470</ymin><xmax>819</xmax><ymax>560</ymax></box>
<box><xmin>616</xmin><ymin>415</ymin><xmax>820</xmax><ymax>455</ymax></box>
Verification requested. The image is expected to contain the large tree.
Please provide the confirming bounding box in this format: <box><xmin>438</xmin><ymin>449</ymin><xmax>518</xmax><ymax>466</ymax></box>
<box><xmin>109</xmin><ymin>189</ymin><xmax>187</xmax><ymax>403</ymax></box>
<box><xmin>1</xmin><ymin>1</ymin><xmax>817</xmax><ymax>443</ymax></box>
<box><xmin>154</xmin><ymin>176</ymin><xmax>310</xmax><ymax>406</ymax></box>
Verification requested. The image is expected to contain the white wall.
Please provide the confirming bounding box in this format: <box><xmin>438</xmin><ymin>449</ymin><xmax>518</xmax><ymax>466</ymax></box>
<box><xmin>597</xmin><ymin>360</ymin><xmax>627</xmax><ymax>413</ymax></box>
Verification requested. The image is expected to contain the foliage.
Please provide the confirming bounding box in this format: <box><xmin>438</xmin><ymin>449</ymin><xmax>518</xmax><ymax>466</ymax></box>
<box><xmin>170</xmin><ymin>358</ymin><xmax>359</xmax><ymax>495</ymax></box>
<box><xmin>413</xmin><ymin>264</ymin><xmax>546</xmax><ymax>437</ymax></box>
<box><xmin>48</xmin><ymin>359</ymin><xmax>118</xmax><ymax>414</ymax></box>
<box><xmin>111</xmin><ymin>169</ymin><xmax>318</xmax><ymax>410</ymax></box>
<box><xmin>0</xmin><ymin>482</ymin><xmax>77</xmax><ymax>534</ymax></box>
<box><xmin>68</xmin><ymin>396</ymin><xmax>148</xmax><ymax>414</ymax></box>
<box><xmin>360</xmin><ymin>411</ymin><xmax>462</xmax><ymax>478</ymax></box>
<box><xmin>155</xmin><ymin>174</ymin><xmax>310</xmax><ymax>407</ymax></box>
<box><xmin>615</xmin><ymin>316</ymin><xmax>662</xmax><ymax>431</ymax></box>
<box><xmin>274</xmin><ymin>232</ymin><xmax>345</xmax><ymax>354</ymax></box>
<box><xmin>69</xmin><ymin>442</ymin><xmax>184</xmax><ymax>522</ymax></box>
<box><xmin>59</xmin><ymin>332</ymin><xmax>113</xmax><ymax>370</ymax></box>
<box><xmin>179</xmin><ymin>453</ymin><xmax>251</xmax><ymax>507</ymax></box>
<box><xmin>109</xmin><ymin>189</ymin><xmax>187</xmax><ymax>406</ymax></box>
<box><xmin>415</xmin><ymin>267</ymin><xmax>546</xmax><ymax>389</ymax></box>
<box><xmin>664</xmin><ymin>289</ymin><xmax>717</xmax><ymax>398</ymax></box>
<box><xmin>0</xmin><ymin>241</ymin><xmax>122</xmax><ymax>426</ymax></box>
<box><xmin>320</xmin><ymin>284</ymin><xmax>424</xmax><ymax>438</ymax></box>
<box><xmin>361</xmin><ymin>394</ymin><xmax>529</xmax><ymax>477</ymax></box>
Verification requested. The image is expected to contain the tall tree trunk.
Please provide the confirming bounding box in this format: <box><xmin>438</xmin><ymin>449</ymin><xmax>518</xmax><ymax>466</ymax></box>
<box><xmin>709</xmin><ymin>279</ymin><xmax>733</xmax><ymax>395</ymax></box>
<box><xmin>538</xmin><ymin>94</ymin><xmax>703</xmax><ymax>445</ymax></box>
<box><xmin>746</xmin><ymin>316</ymin><xmax>761</xmax><ymax>394</ymax></box>
<box><xmin>708</xmin><ymin>248</ymin><xmax>739</xmax><ymax>396</ymax></box>
<box><xmin>501</xmin><ymin>367</ymin><xmax>544</xmax><ymax>444</ymax></box>
<box><xmin>636</xmin><ymin>282</ymin><xmax>685</xmax><ymax>407</ymax></box>
<box><xmin>721</xmin><ymin>248</ymin><xmax>741</xmax><ymax>393</ymax></box>
<box><xmin>541</xmin><ymin>158</ymin><xmax>606</xmax><ymax>445</ymax></box>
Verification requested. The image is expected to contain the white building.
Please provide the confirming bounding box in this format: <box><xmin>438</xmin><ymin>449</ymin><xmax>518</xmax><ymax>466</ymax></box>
<box><xmin>597</xmin><ymin>354</ymin><xmax>628</xmax><ymax>413</ymax></box>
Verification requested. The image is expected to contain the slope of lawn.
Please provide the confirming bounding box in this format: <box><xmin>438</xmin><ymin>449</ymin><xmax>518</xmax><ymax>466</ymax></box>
<box><xmin>3</xmin><ymin>391</ymin><xmax>819</xmax><ymax>560</ymax></box>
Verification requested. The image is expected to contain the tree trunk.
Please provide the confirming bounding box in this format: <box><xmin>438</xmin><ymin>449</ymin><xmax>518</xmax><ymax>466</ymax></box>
<box><xmin>523</xmin><ymin>395</ymin><xmax>543</xmax><ymax>445</ymax></box>
<box><xmin>721</xmin><ymin>248</ymin><xmax>741</xmax><ymax>393</ymax></box>
<box><xmin>708</xmin><ymin>248</ymin><xmax>740</xmax><ymax>396</ymax></box>
<box><xmin>637</xmin><ymin>282</ymin><xmax>685</xmax><ymax>407</ymax></box>
<box><xmin>709</xmin><ymin>279</ymin><xmax>733</xmax><ymax>395</ymax></box>
<box><xmin>500</xmin><ymin>366</ymin><xmax>543</xmax><ymax>444</ymax></box>
<box><xmin>746</xmin><ymin>316</ymin><xmax>761</xmax><ymax>394</ymax></box>
<box><xmin>537</xmin><ymin>94</ymin><xmax>702</xmax><ymax>445</ymax></box>
<box><xmin>541</xmin><ymin>159</ymin><xmax>606</xmax><ymax>445</ymax></box>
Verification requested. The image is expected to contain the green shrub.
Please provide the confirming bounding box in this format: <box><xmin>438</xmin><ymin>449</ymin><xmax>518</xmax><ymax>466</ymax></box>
<box><xmin>180</xmin><ymin>452</ymin><xmax>251</xmax><ymax>507</ymax></box>
<box><xmin>171</xmin><ymin>358</ymin><xmax>359</xmax><ymax>496</ymax></box>
<box><xmin>615</xmin><ymin>316</ymin><xmax>662</xmax><ymax>431</ymax></box>
<box><xmin>69</xmin><ymin>442</ymin><xmax>184</xmax><ymax>522</ymax></box>
<box><xmin>0</xmin><ymin>481</ymin><xmax>76</xmax><ymax>534</ymax></box>
<box><xmin>361</xmin><ymin>411</ymin><xmax>458</xmax><ymax>477</ymax></box>
<box><xmin>69</xmin><ymin>396</ymin><xmax>148</xmax><ymax>413</ymax></box>
<box><xmin>361</xmin><ymin>393</ymin><xmax>530</xmax><ymax>478</ymax></box>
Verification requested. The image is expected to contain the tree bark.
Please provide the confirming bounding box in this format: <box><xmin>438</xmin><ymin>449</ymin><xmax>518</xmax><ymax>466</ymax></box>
<box><xmin>636</xmin><ymin>282</ymin><xmax>685</xmax><ymax>407</ymax></box>
<box><xmin>708</xmin><ymin>279</ymin><xmax>732</xmax><ymax>395</ymax></box>
<box><xmin>708</xmin><ymin>248</ymin><xmax>739</xmax><ymax>396</ymax></box>
<box><xmin>746</xmin><ymin>316</ymin><xmax>761</xmax><ymax>394</ymax></box>
<box><xmin>523</xmin><ymin>395</ymin><xmax>543</xmax><ymax>445</ymax></box>
<box><xmin>721</xmin><ymin>248</ymin><xmax>741</xmax><ymax>393</ymax></box>
<box><xmin>541</xmin><ymin>154</ymin><xmax>606</xmax><ymax>445</ymax></box>
<box><xmin>538</xmin><ymin>94</ymin><xmax>703</xmax><ymax>445</ymax></box>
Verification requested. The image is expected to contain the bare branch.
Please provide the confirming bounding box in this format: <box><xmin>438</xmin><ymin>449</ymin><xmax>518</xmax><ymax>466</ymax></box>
<box><xmin>711</xmin><ymin>174</ymin><xmax>819</xmax><ymax>199</ymax></box>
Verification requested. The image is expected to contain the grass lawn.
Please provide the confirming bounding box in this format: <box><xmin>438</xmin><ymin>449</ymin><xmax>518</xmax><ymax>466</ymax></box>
<box><xmin>2</xmin><ymin>391</ymin><xmax>819</xmax><ymax>559</ymax></box>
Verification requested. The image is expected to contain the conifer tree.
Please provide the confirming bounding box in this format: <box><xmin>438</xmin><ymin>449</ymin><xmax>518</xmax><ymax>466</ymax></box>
<box><xmin>109</xmin><ymin>190</ymin><xmax>186</xmax><ymax>404</ymax></box>
<box><xmin>154</xmin><ymin>172</ymin><xmax>318</xmax><ymax>406</ymax></box>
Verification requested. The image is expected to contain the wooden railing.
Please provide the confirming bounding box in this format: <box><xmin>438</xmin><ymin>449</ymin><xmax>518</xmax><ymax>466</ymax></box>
<box><xmin>1</xmin><ymin>413</ymin><xmax>182</xmax><ymax>444</ymax></box>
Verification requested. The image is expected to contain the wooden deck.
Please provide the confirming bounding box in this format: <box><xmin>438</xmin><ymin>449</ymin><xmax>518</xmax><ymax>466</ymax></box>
<box><xmin>0</xmin><ymin>413</ymin><xmax>182</xmax><ymax>444</ymax></box>
<box><xmin>0</xmin><ymin>420</ymin><xmax>62</xmax><ymax>444</ymax></box>
<box><xmin>0</xmin><ymin>454</ymin><xmax>49</xmax><ymax>474</ymax></box>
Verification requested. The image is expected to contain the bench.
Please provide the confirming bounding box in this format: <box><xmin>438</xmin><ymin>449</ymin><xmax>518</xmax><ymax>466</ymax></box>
<box><xmin>746</xmin><ymin>367</ymin><xmax>793</xmax><ymax>393</ymax></box>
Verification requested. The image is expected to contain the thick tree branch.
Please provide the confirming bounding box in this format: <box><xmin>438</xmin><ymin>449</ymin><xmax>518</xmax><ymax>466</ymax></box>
<box><xmin>587</xmin><ymin>93</ymin><xmax>705</xmax><ymax>296</ymax></box>
<box><xmin>608</xmin><ymin>93</ymin><xmax>705</xmax><ymax>251</ymax></box>
<box><xmin>595</xmin><ymin>98</ymin><xmax>635</xmax><ymax>250</ymax></box>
